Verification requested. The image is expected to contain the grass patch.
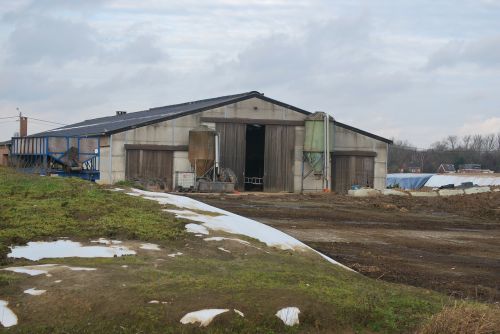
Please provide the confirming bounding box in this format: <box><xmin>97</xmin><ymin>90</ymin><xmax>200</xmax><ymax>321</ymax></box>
<box><xmin>0</xmin><ymin>167</ymin><xmax>495</xmax><ymax>333</ymax></box>
<box><xmin>0</xmin><ymin>167</ymin><xmax>185</xmax><ymax>263</ymax></box>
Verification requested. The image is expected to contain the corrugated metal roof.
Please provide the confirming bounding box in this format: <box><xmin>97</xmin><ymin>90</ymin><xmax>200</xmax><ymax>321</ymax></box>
<box><xmin>29</xmin><ymin>91</ymin><xmax>393</xmax><ymax>144</ymax></box>
<box><xmin>33</xmin><ymin>91</ymin><xmax>264</xmax><ymax>137</ymax></box>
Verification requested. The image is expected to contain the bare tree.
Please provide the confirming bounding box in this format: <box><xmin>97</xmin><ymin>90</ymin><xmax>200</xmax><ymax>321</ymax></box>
<box><xmin>462</xmin><ymin>135</ymin><xmax>472</xmax><ymax>150</ymax></box>
<box><xmin>431</xmin><ymin>140</ymin><xmax>448</xmax><ymax>151</ymax></box>
<box><xmin>446</xmin><ymin>135</ymin><xmax>458</xmax><ymax>150</ymax></box>
<box><xmin>484</xmin><ymin>134</ymin><xmax>495</xmax><ymax>151</ymax></box>
<box><xmin>471</xmin><ymin>134</ymin><xmax>484</xmax><ymax>151</ymax></box>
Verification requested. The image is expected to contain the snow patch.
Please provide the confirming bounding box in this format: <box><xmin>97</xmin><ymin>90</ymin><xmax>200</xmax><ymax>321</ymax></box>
<box><xmin>204</xmin><ymin>237</ymin><xmax>250</xmax><ymax>245</ymax></box>
<box><xmin>3</xmin><ymin>264</ymin><xmax>95</xmax><ymax>276</ymax></box>
<box><xmin>168</xmin><ymin>252</ymin><xmax>183</xmax><ymax>258</ymax></box>
<box><xmin>8</xmin><ymin>240</ymin><xmax>136</xmax><ymax>261</ymax></box>
<box><xmin>129</xmin><ymin>189</ymin><xmax>352</xmax><ymax>270</ymax></box>
<box><xmin>3</xmin><ymin>265</ymin><xmax>56</xmax><ymax>276</ymax></box>
<box><xmin>0</xmin><ymin>300</ymin><xmax>17</xmax><ymax>327</ymax></box>
<box><xmin>218</xmin><ymin>247</ymin><xmax>231</xmax><ymax>253</ymax></box>
<box><xmin>65</xmin><ymin>266</ymin><xmax>96</xmax><ymax>271</ymax></box>
<box><xmin>185</xmin><ymin>223</ymin><xmax>209</xmax><ymax>235</ymax></box>
<box><xmin>54</xmin><ymin>280</ymin><xmax>62</xmax><ymax>283</ymax></box>
<box><xmin>180</xmin><ymin>309</ymin><xmax>229</xmax><ymax>327</ymax></box>
<box><xmin>148</xmin><ymin>300</ymin><xmax>160</xmax><ymax>304</ymax></box>
<box><xmin>24</xmin><ymin>288</ymin><xmax>46</xmax><ymax>296</ymax></box>
<box><xmin>91</xmin><ymin>238</ymin><xmax>122</xmax><ymax>245</ymax></box>
<box><xmin>276</xmin><ymin>307</ymin><xmax>300</xmax><ymax>326</ymax></box>
<box><xmin>140</xmin><ymin>243</ymin><xmax>161</xmax><ymax>251</ymax></box>
<box><xmin>234</xmin><ymin>309</ymin><xmax>244</xmax><ymax>317</ymax></box>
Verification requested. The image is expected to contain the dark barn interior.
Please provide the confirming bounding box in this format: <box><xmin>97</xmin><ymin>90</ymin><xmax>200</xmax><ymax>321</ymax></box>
<box><xmin>244</xmin><ymin>124</ymin><xmax>265</xmax><ymax>191</ymax></box>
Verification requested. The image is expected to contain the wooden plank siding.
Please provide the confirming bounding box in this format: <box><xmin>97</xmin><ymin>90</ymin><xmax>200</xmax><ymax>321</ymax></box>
<box><xmin>263</xmin><ymin>125</ymin><xmax>295</xmax><ymax>192</ymax></box>
<box><xmin>332</xmin><ymin>154</ymin><xmax>375</xmax><ymax>194</ymax></box>
<box><xmin>216</xmin><ymin>123</ymin><xmax>247</xmax><ymax>190</ymax></box>
<box><xmin>125</xmin><ymin>149</ymin><xmax>173</xmax><ymax>191</ymax></box>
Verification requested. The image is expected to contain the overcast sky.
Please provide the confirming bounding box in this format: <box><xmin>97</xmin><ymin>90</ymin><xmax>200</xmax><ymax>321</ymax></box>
<box><xmin>1</xmin><ymin>0</ymin><xmax>499</xmax><ymax>146</ymax></box>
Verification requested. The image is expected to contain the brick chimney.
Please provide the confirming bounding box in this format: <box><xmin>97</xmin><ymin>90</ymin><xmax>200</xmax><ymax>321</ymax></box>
<box><xmin>20</xmin><ymin>116</ymin><xmax>27</xmax><ymax>137</ymax></box>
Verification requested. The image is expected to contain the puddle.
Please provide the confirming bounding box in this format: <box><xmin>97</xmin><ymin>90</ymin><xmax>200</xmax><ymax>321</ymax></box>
<box><xmin>276</xmin><ymin>307</ymin><xmax>300</xmax><ymax>326</ymax></box>
<box><xmin>0</xmin><ymin>300</ymin><xmax>17</xmax><ymax>327</ymax></box>
<box><xmin>24</xmin><ymin>288</ymin><xmax>46</xmax><ymax>296</ymax></box>
<box><xmin>140</xmin><ymin>243</ymin><xmax>161</xmax><ymax>251</ymax></box>
<box><xmin>180</xmin><ymin>309</ymin><xmax>229</xmax><ymax>327</ymax></box>
<box><xmin>8</xmin><ymin>240</ymin><xmax>136</xmax><ymax>260</ymax></box>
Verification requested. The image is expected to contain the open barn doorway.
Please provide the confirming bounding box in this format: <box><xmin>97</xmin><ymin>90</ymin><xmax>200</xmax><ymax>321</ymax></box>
<box><xmin>244</xmin><ymin>124</ymin><xmax>265</xmax><ymax>191</ymax></box>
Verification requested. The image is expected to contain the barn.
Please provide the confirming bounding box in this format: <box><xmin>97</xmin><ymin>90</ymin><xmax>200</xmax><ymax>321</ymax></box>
<box><xmin>9</xmin><ymin>91</ymin><xmax>392</xmax><ymax>193</ymax></box>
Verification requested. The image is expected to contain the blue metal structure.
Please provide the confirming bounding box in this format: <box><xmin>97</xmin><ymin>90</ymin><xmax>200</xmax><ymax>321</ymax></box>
<box><xmin>10</xmin><ymin>135</ymin><xmax>100</xmax><ymax>181</ymax></box>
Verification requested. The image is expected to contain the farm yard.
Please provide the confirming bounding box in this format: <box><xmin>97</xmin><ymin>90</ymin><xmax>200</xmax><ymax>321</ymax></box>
<box><xmin>193</xmin><ymin>191</ymin><xmax>500</xmax><ymax>303</ymax></box>
<box><xmin>0</xmin><ymin>167</ymin><xmax>499</xmax><ymax>333</ymax></box>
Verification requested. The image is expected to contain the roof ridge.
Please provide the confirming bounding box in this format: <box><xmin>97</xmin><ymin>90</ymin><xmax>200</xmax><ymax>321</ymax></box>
<box><xmin>148</xmin><ymin>91</ymin><xmax>261</xmax><ymax>111</ymax></box>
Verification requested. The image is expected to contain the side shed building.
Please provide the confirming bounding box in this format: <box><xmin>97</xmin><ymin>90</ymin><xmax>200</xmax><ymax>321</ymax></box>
<box><xmin>14</xmin><ymin>91</ymin><xmax>392</xmax><ymax>193</ymax></box>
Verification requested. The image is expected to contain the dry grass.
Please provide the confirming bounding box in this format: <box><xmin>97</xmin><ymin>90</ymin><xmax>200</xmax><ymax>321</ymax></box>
<box><xmin>418</xmin><ymin>302</ymin><xmax>500</xmax><ymax>334</ymax></box>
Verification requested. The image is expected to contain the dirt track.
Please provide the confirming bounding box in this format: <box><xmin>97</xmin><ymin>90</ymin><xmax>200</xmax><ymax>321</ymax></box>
<box><xmin>191</xmin><ymin>191</ymin><xmax>500</xmax><ymax>302</ymax></box>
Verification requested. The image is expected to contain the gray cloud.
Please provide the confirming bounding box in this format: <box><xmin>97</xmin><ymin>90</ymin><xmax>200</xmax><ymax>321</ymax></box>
<box><xmin>426</xmin><ymin>36</ymin><xmax>500</xmax><ymax>69</ymax></box>
<box><xmin>1</xmin><ymin>0</ymin><xmax>500</xmax><ymax>146</ymax></box>
<box><xmin>5</xmin><ymin>16</ymin><xmax>98</xmax><ymax>65</ymax></box>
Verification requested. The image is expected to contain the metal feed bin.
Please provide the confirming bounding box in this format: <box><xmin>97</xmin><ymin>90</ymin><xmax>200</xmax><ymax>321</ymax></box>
<box><xmin>303</xmin><ymin>112</ymin><xmax>334</xmax><ymax>175</ymax></box>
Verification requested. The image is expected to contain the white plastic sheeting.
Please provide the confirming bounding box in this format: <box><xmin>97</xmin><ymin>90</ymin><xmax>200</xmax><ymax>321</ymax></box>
<box><xmin>180</xmin><ymin>309</ymin><xmax>229</xmax><ymax>327</ymax></box>
<box><xmin>425</xmin><ymin>174</ymin><xmax>500</xmax><ymax>187</ymax></box>
<box><xmin>0</xmin><ymin>300</ymin><xmax>17</xmax><ymax>327</ymax></box>
<box><xmin>275</xmin><ymin>307</ymin><xmax>300</xmax><ymax>326</ymax></box>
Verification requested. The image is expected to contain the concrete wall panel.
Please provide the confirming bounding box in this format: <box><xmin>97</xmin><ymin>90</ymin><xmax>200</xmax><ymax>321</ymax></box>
<box><xmin>98</xmin><ymin>98</ymin><xmax>388</xmax><ymax>192</ymax></box>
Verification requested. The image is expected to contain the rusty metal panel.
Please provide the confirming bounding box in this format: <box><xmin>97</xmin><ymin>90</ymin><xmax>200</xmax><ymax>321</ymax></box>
<box><xmin>188</xmin><ymin>127</ymin><xmax>216</xmax><ymax>177</ymax></box>
<box><xmin>332</xmin><ymin>155</ymin><xmax>374</xmax><ymax>193</ymax></box>
<box><xmin>125</xmin><ymin>149</ymin><xmax>173</xmax><ymax>191</ymax></box>
<box><xmin>264</xmin><ymin>125</ymin><xmax>295</xmax><ymax>192</ymax></box>
<box><xmin>216</xmin><ymin>123</ymin><xmax>246</xmax><ymax>190</ymax></box>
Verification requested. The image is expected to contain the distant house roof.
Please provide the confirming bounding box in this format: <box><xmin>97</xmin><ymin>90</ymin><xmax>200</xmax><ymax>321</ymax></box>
<box><xmin>439</xmin><ymin>163</ymin><xmax>456</xmax><ymax>172</ymax></box>
<box><xmin>459</xmin><ymin>164</ymin><xmax>481</xmax><ymax>169</ymax></box>
<box><xmin>30</xmin><ymin>91</ymin><xmax>393</xmax><ymax>144</ymax></box>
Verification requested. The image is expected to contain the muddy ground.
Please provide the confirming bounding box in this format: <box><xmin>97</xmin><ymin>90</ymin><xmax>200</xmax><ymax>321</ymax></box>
<box><xmin>191</xmin><ymin>191</ymin><xmax>500</xmax><ymax>303</ymax></box>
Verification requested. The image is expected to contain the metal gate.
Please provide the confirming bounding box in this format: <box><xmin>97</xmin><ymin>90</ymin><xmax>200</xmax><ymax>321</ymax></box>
<box><xmin>264</xmin><ymin>125</ymin><xmax>295</xmax><ymax>192</ymax></box>
<box><xmin>216</xmin><ymin>123</ymin><xmax>246</xmax><ymax>190</ymax></box>
<box><xmin>126</xmin><ymin>149</ymin><xmax>173</xmax><ymax>190</ymax></box>
<box><xmin>332</xmin><ymin>154</ymin><xmax>375</xmax><ymax>194</ymax></box>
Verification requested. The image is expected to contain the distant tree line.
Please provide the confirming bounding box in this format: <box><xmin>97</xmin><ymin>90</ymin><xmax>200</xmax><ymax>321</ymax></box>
<box><xmin>388</xmin><ymin>133</ymin><xmax>500</xmax><ymax>173</ymax></box>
